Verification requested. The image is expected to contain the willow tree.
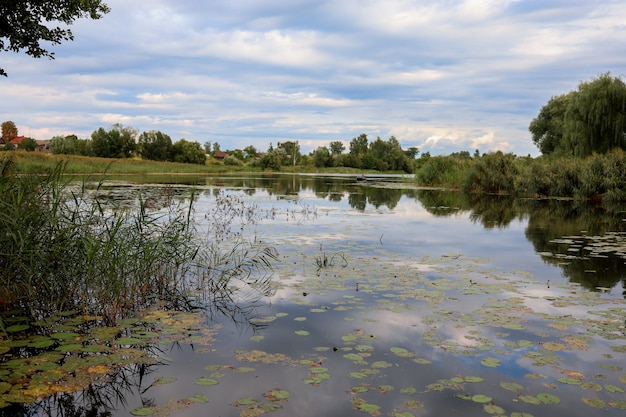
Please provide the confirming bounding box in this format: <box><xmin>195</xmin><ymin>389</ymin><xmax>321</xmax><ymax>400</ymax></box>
<box><xmin>564</xmin><ymin>73</ymin><xmax>626</xmax><ymax>157</ymax></box>
<box><xmin>530</xmin><ymin>73</ymin><xmax>626</xmax><ymax>157</ymax></box>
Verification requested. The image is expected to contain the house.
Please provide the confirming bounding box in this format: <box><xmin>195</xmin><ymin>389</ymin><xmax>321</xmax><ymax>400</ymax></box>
<box><xmin>10</xmin><ymin>136</ymin><xmax>27</xmax><ymax>149</ymax></box>
<box><xmin>213</xmin><ymin>151</ymin><xmax>227</xmax><ymax>159</ymax></box>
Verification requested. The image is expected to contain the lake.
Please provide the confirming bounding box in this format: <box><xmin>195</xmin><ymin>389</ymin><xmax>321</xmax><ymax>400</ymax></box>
<box><xmin>12</xmin><ymin>173</ymin><xmax>626</xmax><ymax>416</ymax></box>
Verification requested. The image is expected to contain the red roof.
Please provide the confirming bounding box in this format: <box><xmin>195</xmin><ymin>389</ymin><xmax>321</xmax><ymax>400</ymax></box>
<box><xmin>10</xmin><ymin>136</ymin><xmax>27</xmax><ymax>144</ymax></box>
<box><xmin>213</xmin><ymin>151</ymin><xmax>227</xmax><ymax>158</ymax></box>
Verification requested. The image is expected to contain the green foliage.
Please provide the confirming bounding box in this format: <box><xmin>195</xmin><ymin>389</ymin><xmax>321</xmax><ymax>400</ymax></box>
<box><xmin>313</xmin><ymin>146</ymin><xmax>332</xmax><ymax>168</ymax></box>
<box><xmin>18</xmin><ymin>137</ymin><xmax>38</xmax><ymax>152</ymax></box>
<box><xmin>91</xmin><ymin>124</ymin><xmax>137</xmax><ymax>158</ymax></box>
<box><xmin>0</xmin><ymin>157</ymin><xmax>277</xmax><ymax>324</ymax></box>
<box><xmin>223</xmin><ymin>155</ymin><xmax>244</xmax><ymax>166</ymax></box>
<box><xmin>171</xmin><ymin>139</ymin><xmax>207</xmax><ymax>165</ymax></box>
<box><xmin>416</xmin><ymin>155</ymin><xmax>470</xmax><ymax>187</ymax></box>
<box><xmin>530</xmin><ymin>73</ymin><xmax>626</xmax><ymax>157</ymax></box>
<box><xmin>0</xmin><ymin>1</ymin><xmax>110</xmax><ymax>76</ymax></box>
<box><xmin>463</xmin><ymin>152</ymin><xmax>518</xmax><ymax>194</ymax></box>
<box><xmin>138</xmin><ymin>130</ymin><xmax>173</xmax><ymax>161</ymax></box>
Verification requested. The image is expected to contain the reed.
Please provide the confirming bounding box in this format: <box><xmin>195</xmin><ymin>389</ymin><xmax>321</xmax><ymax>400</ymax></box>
<box><xmin>0</xmin><ymin>155</ymin><xmax>277</xmax><ymax>326</ymax></box>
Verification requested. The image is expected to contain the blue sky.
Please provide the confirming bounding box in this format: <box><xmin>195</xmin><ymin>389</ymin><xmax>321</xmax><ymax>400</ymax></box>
<box><xmin>2</xmin><ymin>0</ymin><xmax>625</xmax><ymax>156</ymax></box>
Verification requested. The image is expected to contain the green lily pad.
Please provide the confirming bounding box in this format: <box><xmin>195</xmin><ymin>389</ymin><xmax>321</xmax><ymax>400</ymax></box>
<box><xmin>187</xmin><ymin>394</ymin><xmax>209</xmax><ymax>403</ymax></box>
<box><xmin>582</xmin><ymin>397</ymin><xmax>606</xmax><ymax>409</ymax></box>
<box><xmin>130</xmin><ymin>407</ymin><xmax>155</xmax><ymax>416</ymax></box>
<box><xmin>294</xmin><ymin>330</ymin><xmax>309</xmax><ymax>336</ymax></box>
<box><xmin>194</xmin><ymin>377</ymin><xmax>218</xmax><ymax>386</ymax></box>
<box><xmin>537</xmin><ymin>393</ymin><xmax>560</xmax><ymax>404</ymax></box>
<box><xmin>471</xmin><ymin>394</ymin><xmax>492</xmax><ymax>403</ymax></box>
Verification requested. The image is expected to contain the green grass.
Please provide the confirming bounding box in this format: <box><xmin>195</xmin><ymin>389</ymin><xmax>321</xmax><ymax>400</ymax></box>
<box><xmin>2</xmin><ymin>151</ymin><xmax>259</xmax><ymax>175</ymax></box>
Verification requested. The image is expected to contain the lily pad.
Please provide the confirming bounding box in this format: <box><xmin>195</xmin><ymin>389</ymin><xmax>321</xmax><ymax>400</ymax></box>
<box><xmin>194</xmin><ymin>377</ymin><xmax>218</xmax><ymax>386</ymax></box>
<box><xmin>130</xmin><ymin>407</ymin><xmax>155</xmax><ymax>416</ymax></box>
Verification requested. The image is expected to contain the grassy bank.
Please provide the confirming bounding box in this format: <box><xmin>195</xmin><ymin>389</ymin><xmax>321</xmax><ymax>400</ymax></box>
<box><xmin>2</xmin><ymin>151</ymin><xmax>257</xmax><ymax>175</ymax></box>
<box><xmin>416</xmin><ymin>150</ymin><xmax>626</xmax><ymax>202</ymax></box>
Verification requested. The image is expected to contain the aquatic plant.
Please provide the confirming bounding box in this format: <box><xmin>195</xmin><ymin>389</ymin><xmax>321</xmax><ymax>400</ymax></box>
<box><xmin>0</xmin><ymin>156</ymin><xmax>277</xmax><ymax>326</ymax></box>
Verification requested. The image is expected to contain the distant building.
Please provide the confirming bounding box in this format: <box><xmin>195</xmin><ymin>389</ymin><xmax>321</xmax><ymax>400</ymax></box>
<box><xmin>213</xmin><ymin>151</ymin><xmax>227</xmax><ymax>159</ymax></box>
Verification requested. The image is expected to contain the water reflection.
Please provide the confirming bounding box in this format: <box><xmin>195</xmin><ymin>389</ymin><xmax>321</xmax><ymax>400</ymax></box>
<box><xmin>99</xmin><ymin>173</ymin><xmax>626</xmax><ymax>293</ymax></box>
<box><xmin>12</xmin><ymin>173</ymin><xmax>626</xmax><ymax>416</ymax></box>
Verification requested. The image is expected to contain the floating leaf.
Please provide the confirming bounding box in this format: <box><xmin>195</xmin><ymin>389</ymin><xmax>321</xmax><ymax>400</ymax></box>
<box><xmin>194</xmin><ymin>377</ymin><xmax>218</xmax><ymax>386</ymax></box>
<box><xmin>130</xmin><ymin>407</ymin><xmax>155</xmax><ymax>416</ymax></box>
<box><xmin>480</xmin><ymin>357</ymin><xmax>501</xmax><ymax>368</ymax></box>
<box><xmin>537</xmin><ymin>393</ymin><xmax>560</xmax><ymax>404</ymax></box>
<box><xmin>556</xmin><ymin>377</ymin><xmax>582</xmax><ymax>385</ymax></box>
<box><xmin>294</xmin><ymin>330</ymin><xmax>309</xmax><ymax>336</ymax></box>
<box><xmin>605</xmin><ymin>384</ymin><xmax>625</xmax><ymax>393</ymax></box>
<box><xmin>471</xmin><ymin>394</ymin><xmax>492</xmax><ymax>403</ymax></box>
<box><xmin>518</xmin><ymin>394</ymin><xmax>541</xmax><ymax>405</ymax></box>
<box><xmin>582</xmin><ymin>397</ymin><xmax>606</xmax><ymax>409</ymax></box>
<box><xmin>112</xmin><ymin>337</ymin><xmax>142</xmax><ymax>345</ymax></box>
<box><xmin>484</xmin><ymin>403</ymin><xmax>505</xmax><ymax>415</ymax></box>
<box><xmin>500</xmin><ymin>382</ymin><xmax>524</xmax><ymax>392</ymax></box>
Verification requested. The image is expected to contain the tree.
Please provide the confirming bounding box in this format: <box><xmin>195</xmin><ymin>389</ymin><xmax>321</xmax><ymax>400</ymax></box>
<box><xmin>91</xmin><ymin>124</ymin><xmax>137</xmax><ymax>158</ymax></box>
<box><xmin>171</xmin><ymin>139</ymin><xmax>206</xmax><ymax>165</ymax></box>
<box><xmin>19</xmin><ymin>137</ymin><xmax>38</xmax><ymax>151</ymax></box>
<box><xmin>50</xmin><ymin>134</ymin><xmax>78</xmax><ymax>155</ymax></box>
<box><xmin>329</xmin><ymin>141</ymin><xmax>345</xmax><ymax>156</ymax></box>
<box><xmin>529</xmin><ymin>93</ymin><xmax>571</xmax><ymax>155</ymax></box>
<box><xmin>0</xmin><ymin>1</ymin><xmax>110</xmax><ymax>76</ymax></box>
<box><xmin>138</xmin><ymin>130</ymin><xmax>172</xmax><ymax>161</ymax></box>
<box><xmin>1</xmin><ymin>121</ymin><xmax>18</xmax><ymax>143</ymax></box>
<box><xmin>564</xmin><ymin>73</ymin><xmax>626</xmax><ymax>157</ymax></box>
<box><xmin>243</xmin><ymin>145</ymin><xmax>257</xmax><ymax>159</ymax></box>
<box><xmin>312</xmin><ymin>146</ymin><xmax>332</xmax><ymax>168</ymax></box>
<box><xmin>277</xmin><ymin>141</ymin><xmax>300</xmax><ymax>166</ymax></box>
<box><xmin>530</xmin><ymin>73</ymin><xmax>626</xmax><ymax>157</ymax></box>
<box><xmin>204</xmin><ymin>141</ymin><xmax>211</xmax><ymax>154</ymax></box>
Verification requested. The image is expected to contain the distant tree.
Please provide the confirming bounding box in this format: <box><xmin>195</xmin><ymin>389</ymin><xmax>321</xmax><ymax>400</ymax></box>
<box><xmin>171</xmin><ymin>139</ymin><xmax>206</xmax><ymax>165</ymax></box>
<box><xmin>349</xmin><ymin>134</ymin><xmax>368</xmax><ymax>156</ymax></box>
<box><xmin>204</xmin><ymin>141</ymin><xmax>212</xmax><ymax>154</ymax></box>
<box><xmin>243</xmin><ymin>145</ymin><xmax>257</xmax><ymax>159</ymax></box>
<box><xmin>212</xmin><ymin>142</ymin><xmax>221</xmax><ymax>153</ymax></box>
<box><xmin>405</xmin><ymin>146</ymin><xmax>419</xmax><ymax>159</ymax></box>
<box><xmin>0</xmin><ymin>1</ymin><xmax>110</xmax><ymax>76</ymax></box>
<box><xmin>50</xmin><ymin>135</ymin><xmax>77</xmax><ymax>155</ymax></box>
<box><xmin>138</xmin><ymin>130</ymin><xmax>172</xmax><ymax>161</ymax></box>
<box><xmin>19</xmin><ymin>137</ymin><xmax>38</xmax><ymax>151</ymax></box>
<box><xmin>91</xmin><ymin>124</ymin><xmax>137</xmax><ymax>158</ymax></box>
<box><xmin>312</xmin><ymin>146</ymin><xmax>332</xmax><ymax>168</ymax></box>
<box><xmin>530</xmin><ymin>73</ymin><xmax>626</xmax><ymax>157</ymax></box>
<box><xmin>329</xmin><ymin>141</ymin><xmax>345</xmax><ymax>156</ymax></box>
<box><xmin>1</xmin><ymin>121</ymin><xmax>18</xmax><ymax>143</ymax></box>
<box><xmin>277</xmin><ymin>141</ymin><xmax>300</xmax><ymax>166</ymax></box>
<box><xmin>259</xmin><ymin>148</ymin><xmax>284</xmax><ymax>170</ymax></box>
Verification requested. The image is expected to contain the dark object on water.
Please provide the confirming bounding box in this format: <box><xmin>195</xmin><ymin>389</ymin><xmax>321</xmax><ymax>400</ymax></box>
<box><xmin>356</xmin><ymin>175</ymin><xmax>367</xmax><ymax>181</ymax></box>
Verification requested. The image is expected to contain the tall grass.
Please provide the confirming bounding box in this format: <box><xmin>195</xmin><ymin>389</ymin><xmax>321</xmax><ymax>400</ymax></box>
<box><xmin>0</xmin><ymin>156</ymin><xmax>277</xmax><ymax>326</ymax></box>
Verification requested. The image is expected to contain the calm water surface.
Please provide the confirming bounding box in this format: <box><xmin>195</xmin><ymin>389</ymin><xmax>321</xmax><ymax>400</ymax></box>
<box><xmin>35</xmin><ymin>174</ymin><xmax>626</xmax><ymax>416</ymax></box>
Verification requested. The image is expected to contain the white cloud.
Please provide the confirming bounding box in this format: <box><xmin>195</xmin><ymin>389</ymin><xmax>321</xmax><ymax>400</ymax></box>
<box><xmin>1</xmin><ymin>0</ymin><xmax>625</xmax><ymax>155</ymax></box>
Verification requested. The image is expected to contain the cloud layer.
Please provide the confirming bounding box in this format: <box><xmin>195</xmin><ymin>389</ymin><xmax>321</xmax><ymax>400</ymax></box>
<box><xmin>2</xmin><ymin>0</ymin><xmax>625</xmax><ymax>155</ymax></box>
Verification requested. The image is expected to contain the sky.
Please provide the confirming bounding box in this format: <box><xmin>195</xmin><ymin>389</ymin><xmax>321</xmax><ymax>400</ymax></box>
<box><xmin>2</xmin><ymin>0</ymin><xmax>625</xmax><ymax>156</ymax></box>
